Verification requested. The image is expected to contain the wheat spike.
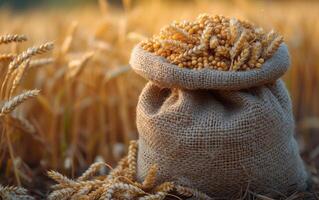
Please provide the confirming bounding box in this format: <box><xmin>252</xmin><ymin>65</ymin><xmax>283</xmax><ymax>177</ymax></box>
<box><xmin>263</xmin><ymin>35</ymin><xmax>284</xmax><ymax>59</ymax></box>
<box><xmin>47</xmin><ymin>188</ymin><xmax>75</xmax><ymax>200</ymax></box>
<box><xmin>29</xmin><ymin>58</ymin><xmax>54</xmax><ymax>68</ymax></box>
<box><xmin>61</xmin><ymin>21</ymin><xmax>78</xmax><ymax>54</ymax></box>
<box><xmin>263</xmin><ymin>29</ymin><xmax>278</xmax><ymax>47</ymax></box>
<box><xmin>70</xmin><ymin>186</ymin><xmax>91</xmax><ymax>200</ymax></box>
<box><xmin>232</xmin><ymin>46</ymin><xmax>250</xmax><ymax>70</ymax></box>
<box><xmin>47</xmin><ymin>170</ymin><xmax>76</xmax><ymax>185</ymax></box>
<box><xmin>77</xmin><ymin>162</ymin><xmax>106</xmax><ymax>181</ymax></box>
<box><xmin>138</xmin><ymin>192</ymin><xmax>166</xmax><ymax>200</ymax></box>
<box><xmin>229</xmin><ymin>18</ymin><xmax>241</xmax><ymax>45</ymax></box>
<box><xmin>127</xmin><ymin>140</ymin><xmax>138</xmax><ymax>180</ymax></box>
<box><xmin>67</xmin><ymin>51</ymin><xmax>94</xmax><ymax>79</ymax></box>
<box><xmin>230</xmin><ymin>30</ymin><xmax>248</xmax><ymax>60</ymax></box>
<box><xmin>248</xmin><ymin>42</ymin><xmax>262</xmax><ymax>67</ymax></box>
<box><xmin>0</xmin><ymin>90</ymin><xmax>40</xmax><ymax>115</ymax></box>
<box><xmin>0</xmin><ymin>34</ymin><xmax>27</xmax><ymax>45</ymax></box>
<box><xmin>154</xmin><ymin>182</ymin><xmax>174</xmax><ymax>193</ymax></box>
<box><xmin>200</xmin><ymin>23</ymin><xmax>214</xmax><ymax>47</ymax></box>
<box><xmin>162</xmin><ymin>24</ymin><xmax>195</xmax><ymax>42</ymax></box>
<box><xmin>8</xmin><ymin>42</ymin><xmax>54</xmax><ymax>72</ymax></box>
<box><xmin>159</xmin><ymin>39</ymin><xmax>188</xmax><ymax>50</ymax></box>
<box><xmin>1</xmin><ymin>42</ymin><xmax>53</xmax><ymax>98</ymax></box>
<box><xmin>101</xmin><ymin>183</ymin><xmax>145</xmax><ymax>199</ymax></box>
<box><xmin>142</xmin><ymin>164</ymin><xmax>158</xmax><ymax>190</ymax></box>
<box><xmin>0</xmin><ymin>185</ymin><xmax>34</xmax><ymax>200</ymax></box>
<box><xmin>9</xmin><ymin>59</ymin><xmax>30</xmax><ymax>98</ymax></box>
<box><xmin>175</xmin><ymin>185</ymin><xmax>212</xmax><ymax>200</ymax></box>
<box><xmin>209</xmin><ymin>36</ymin><xmax>218</xmax><ymax>49</ymax></box>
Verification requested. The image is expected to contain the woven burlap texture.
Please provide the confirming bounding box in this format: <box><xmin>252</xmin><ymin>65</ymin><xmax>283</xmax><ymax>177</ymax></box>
<box><xmin>130</xmin><ymin>43</ymin><xmax>308</xmax><ymax>197</ymax></box>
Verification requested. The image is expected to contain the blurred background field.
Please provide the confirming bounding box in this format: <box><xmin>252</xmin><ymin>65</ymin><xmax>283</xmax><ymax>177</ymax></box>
<box><xmin>0</xmin><ymin>0</ymin><xmax>319</xmax><ymax>197</ymax></box>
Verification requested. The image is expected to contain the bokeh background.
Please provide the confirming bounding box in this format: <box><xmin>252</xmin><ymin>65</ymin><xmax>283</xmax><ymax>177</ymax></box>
<box><xmin>0</xmin><ymin>0</ymin><xmax>318</xmax><ymax>197</ymax></box>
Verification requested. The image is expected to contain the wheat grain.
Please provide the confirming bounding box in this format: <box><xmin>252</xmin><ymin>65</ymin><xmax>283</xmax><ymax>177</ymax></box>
<box><xmin>142</xmin><ymin>14</ymin><xmax>283</xmax><ymax>71</ymax></box>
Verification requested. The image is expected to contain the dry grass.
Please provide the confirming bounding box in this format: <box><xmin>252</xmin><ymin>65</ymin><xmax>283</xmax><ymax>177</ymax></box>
<box><xmin>0</xmin><ymin>0</ymin><xmax>318</xmax><ymax>199</ymax></box>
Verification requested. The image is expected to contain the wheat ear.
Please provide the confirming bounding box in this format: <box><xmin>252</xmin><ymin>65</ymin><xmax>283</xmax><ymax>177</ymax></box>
<box><xmin>229</xmin><ymin>18</ymin><xmax>241</xmax><ymax>45</ymax></box>
<box><xmin>47</xmin><ymin>188</ymin><xmax>75</xmax><ymax>200</ymax></box>
<box><xmin>248</xmin><ymin>42</ymin><xmax>262</xmax><ymax>67</ymax></box>
<box><xmin>0</xmin><ymin>90</ymin><xmax>40</xmax><ymax>115</ymax></box>
<box><xmin>263</xmin><ymin>35</ymin><xmax>283</xmax><ymax>59</ymax></box>
<box><xmin>1</xmin><ymin>42</ymin><xmax>53</xmax><ymax>97</ymax></box>
<box><xmin>142</xmin><ymin>164</ymin><xmax>158</xmax><ymax>190</ymax></box>
<box><xmin>29</xmin><ymin>58</ymin><xmax>54</xmax><ymax>68</ymax></box>
<box><xmin>77</xmin><ymin>162</ymin><xmax>106</xmax><ymax>181</ymax></box>
<box><xmin>138</xmin><ymin>192</ymin><xmax>166</xmax><ymax>200</ymax></box>
<box><xmin>0</xmin><ymin>34</ymin><xmax>27</xmax><ymax>45</ymax></box>
<box><xmin>232</xmin><ymin>46</ymin><xmax>250</xmax><ymax>70</ymax></box>
<box><xmin>9</xmin><ymin>59</ymin><xmax>30</xmax><ymax>98</ymax></box>
<box><xmin>175</xmin><ymin>185</ymin><xmax>212</xmax><ymax>200</ymax></box>
<box><xmin>127</xmin><ymin>140</ymin><xmax>138</xmax><ymax>180</ymax></box>
<box><xmin>230</xmin><ymin>30</ymin><xmax>248</xmax><ymax>60</ymax></box>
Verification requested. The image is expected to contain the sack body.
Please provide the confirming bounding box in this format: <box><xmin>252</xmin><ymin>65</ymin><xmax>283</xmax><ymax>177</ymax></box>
<box><xmin>130</xmin><ymin>43</ymin><xmax>308</xmax><ymax>197</ymax></box>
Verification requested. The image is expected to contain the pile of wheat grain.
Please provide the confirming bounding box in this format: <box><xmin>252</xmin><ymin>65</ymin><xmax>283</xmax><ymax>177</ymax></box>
<box><xmin>48</xmin><ymin>140</ymin><xmax>212</xmax><ymax>200</ymax></box>
<box><xmin>141</xmin><ymin>14</ymin><xmax>283</xmax><ymax>71</ymax></box>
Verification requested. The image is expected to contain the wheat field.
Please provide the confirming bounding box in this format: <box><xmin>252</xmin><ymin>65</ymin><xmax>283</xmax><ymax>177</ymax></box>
<box><xmin>0</xmin><ymin>0</ymin><xmax>319</xmax><ymax>198</ymax></box>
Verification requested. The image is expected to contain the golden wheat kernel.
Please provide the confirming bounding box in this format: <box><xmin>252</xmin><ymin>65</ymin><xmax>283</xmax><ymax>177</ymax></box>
<box><xmin>208</xmin><ymin>56</ymin><xmax>213</xmax><ymax>61</ymax></box>
<box><xmin>256</xmin><ymin>63</ymin><xmax>262</xmax><ymax>68</ymax></box>
<box><xmin>188</xmin><ymin>28</ymin><xmax>195</xmax><ymax>34</ymax></box>
<box><xmin>178</xmin><ymin>63</ymin><xmax>183</xmax><ymax>68</ymax></box>
<box><xmin>258</xmin><ymin>58</ymin><xmax>264</xmax><ymax>63</ymax></box>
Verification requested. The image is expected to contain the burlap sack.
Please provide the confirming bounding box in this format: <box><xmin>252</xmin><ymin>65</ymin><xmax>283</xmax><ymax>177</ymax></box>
<box><xmin>129</xmin><ymin>43</ymin><xmax>308</xmax><ymax>197</ymax></box>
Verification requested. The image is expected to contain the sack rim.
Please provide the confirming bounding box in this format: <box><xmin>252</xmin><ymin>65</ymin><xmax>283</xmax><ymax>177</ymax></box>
<box><xmin>130</xmin><ymin>43</ymin><xmax>290</xmax><ymax>90</ymax></box>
